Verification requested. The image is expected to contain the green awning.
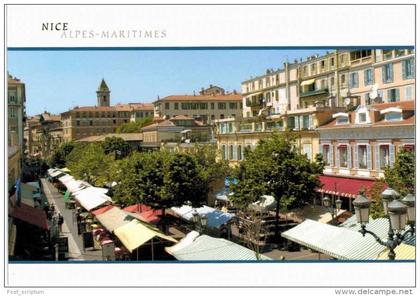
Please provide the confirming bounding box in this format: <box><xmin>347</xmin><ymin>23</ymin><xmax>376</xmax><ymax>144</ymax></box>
<box><xmin>63</xmin><ymin>190</ymin><xmax>71</xmax><ymax>202</ymax></box>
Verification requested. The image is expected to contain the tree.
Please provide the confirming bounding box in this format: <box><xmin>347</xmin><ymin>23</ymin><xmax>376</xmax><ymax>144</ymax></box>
<box><xmin>66</xmin><ymin>143</ymin><xmax>114</xmax><ymax>187</ymax></box>
<box><xmin>231</xmin><ymin>132</ymin><xmax>324</xmax><ymax>241</ymax></box>
<box><xmin>187</xmin><ymin>144</ymin><xmax>230</xmax><ymax>191</ymax></box>
<box><xmin>102</xmin><ymin>136</ymin><xmax>130</xmax><ymax>159</ymax></box>
<box><xmin>384</xmin><ymin>149</ymin><xmax>415</xmax><ymax>196</ymax></box>
<box><xmin>368</xmin><ymin>180</ymin><xmax>388</xmax><ymax>219</ymax></box>
<box><xmin>162</xmin><ymin>153</ymin><xmax>208</xmax><ymax>209</ymax></box>
<box><xmin>49</xmin><ymin>141</ymin><xmax>76</xmax><ymax>168</ymax></box>
<box><xmin>116</xmin><ymin>117</ymin><xmax>153</xmax><ymax>133</ymax></box>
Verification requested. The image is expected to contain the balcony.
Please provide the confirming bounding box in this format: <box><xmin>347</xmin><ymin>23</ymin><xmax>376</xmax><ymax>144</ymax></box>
<box><xmin>300</xmin><ymin>88</ymin><xmax>329</xmax><ymax>98</ymax></box>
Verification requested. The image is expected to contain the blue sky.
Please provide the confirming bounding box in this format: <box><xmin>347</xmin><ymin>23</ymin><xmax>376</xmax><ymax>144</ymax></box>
<box><xmin>8</xmin><ymin>49</ymin><xmax>327</xmax><ymax>116</ymax></box>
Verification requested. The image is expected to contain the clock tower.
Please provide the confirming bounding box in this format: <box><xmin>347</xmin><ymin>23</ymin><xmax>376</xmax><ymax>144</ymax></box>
<box><xmin>96</xmin><ymin>79</ymin><xmax>110</xmax><ymax>107</ymax></box>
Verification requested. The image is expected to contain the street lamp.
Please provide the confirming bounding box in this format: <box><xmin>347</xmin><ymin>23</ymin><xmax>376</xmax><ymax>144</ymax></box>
<box><xmin>322</xmin><ymin>195</ymin><xmax>342</xmax><ymax>224</ymax></box>
<box><xmin>192</xmin><ymin>210</ymin><xmax>208</xmax><ymax>233</ymax></box>
<box><xmin>353</xmin><ymin>188</ymin><xmax>415</xmax><ymax>260</ymax></box>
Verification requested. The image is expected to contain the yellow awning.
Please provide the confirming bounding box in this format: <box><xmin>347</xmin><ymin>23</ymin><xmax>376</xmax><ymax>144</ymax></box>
<box><xmin>377</xmin><ymin>243</ymin><xmax>415</xmax><ymax>260</ymax></box>
<box><xmin>114</xmin><ymin>220</ymin><xmax>177</xmax><ymax>253</ymax></box>
<box><xmin>300</xmin><ymin>79</ymin><xmax>315</xmax><ymax>86</ymax></box>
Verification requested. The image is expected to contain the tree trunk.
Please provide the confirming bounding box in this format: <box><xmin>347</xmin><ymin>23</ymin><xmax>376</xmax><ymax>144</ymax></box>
<box><xmin>275</xmin><ymin>198</ymin><xmax>280</xmax><ymax>243</ymax></box>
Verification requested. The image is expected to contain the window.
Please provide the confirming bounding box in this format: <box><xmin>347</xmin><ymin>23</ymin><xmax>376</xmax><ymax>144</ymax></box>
<box><xmin>220</xmin><ymin>114</ymin><xmax>224</xmax><ymax>119</ymax></box>
<box><xmin>387</xmin><ymin>89</ymin><xmax>400</xmax><ymax>102</ymax></box>
<box><xmin>358</xmin><ymin>145</ymin><xmax>368</xmax><ymax>169</ymax></box>
<box><xmin>303</xmin><ymin>144</ymin><xmax>312</xmax><ymax>160</ymax></box>
<box><xmin>349</xmin><ymin>72</ymin><xmax>359</xmax><ymax>88</ymax></box>
<box><xmin>385</xmin><ymin>112</ymin><xmax>402</xmax><ymax>121</ymax></box>
<box><xmin>302</xmin><ymin>115</ymin><xmax>310</xmax><ymax>129</ymax></box>
<box><xmin>211</xmin><ymin>115</ymin><xmax>215</xmax><ymax>120</ymax></box>
<box><xmin>364</xmin><ymin>69</ymin><xmax>374</xmax><ymax>86</ymax></box>
<box><xmin>218</xmin><ymin>102</ymin><xmax>226</xmax><ymax>110</ymax></box>
<box><xmin>358</xmin><ymin>113</ymin><xmax>367</xmax><ymax>123</ymax></box>
<box><xmin>405</xmin><ymin>86</ymin><xmax>413</xmax><ymax>100</ymax></box>
<box><xmin>379</xmin><ymin>145</ymin><xmax>390</xmax><ymax>169</ymax></box>
<box><xmin>383</xmin><ymin>50</ymin><xmax>393</xmax><ymax>60</ymax></box>
<box><xmin>211</xmin><ymin>103</ymin><xmax>215</xmax><ymax>110</ymax></box>
<box><xmin>341</xmin><ymin>74</ymin><xmax>346</xmax><ymax>84</ymax></box>
<box><xmin>322</xmin><ymin>145</ymin><xmax>330</xmax><ymax>166</ymax></box>
<box><xmin>287</xmin><ymin>116</ymin><xmax>296</xmax><ymax>129</ymax></box>
<box><xmin>336</xmin><ymin>117</ymin><xmax>349</xmax><ymax>125</ymax></box>
<box><xmin>165</xmin><ymin>102</ymin><xmax>170</xmax><ymax>110</ymax></box>
<box><xmin>237</xmin><ymin>145</ymin><xmax>243</xmax><ymax>161</ymax></box>
<box><xmin>382</xmin><ymin>63</ymin><xmax>393</xmax><ymax>83</ymax></box>
<box><xmin>229</xmin><ymin>145</ymin><xmax>234</xmax><ymax>160</ymax></box>
<box><xmin>113</xmin><ymin>119</ymin><xmax>116</xmax><ymax>124</ymax></box>
<box><xmin>174</xmin><ymin>103</ymin><xmax>179</xmax><ymax>110</ymax></box>
<box><xmin>338</xmin><ymin>145</ymin><xmax>348</xmax><ymax>168</ymax></box>
<box><xmin>330</xmin><ymin>77</ymin><xmax>335</xmax><ymax>88</ymax></box>
<box><xmin>395</xmin><ymin>49</ymin><xmax>405</xmax><ymax>57</ymax></box>
<box><xmin>330</xmin><ymin>57</ymin><xmax>335</xmax><ymax>67</ymax></box>
<box><xmin>89</xmin><ymin>120</ymin><xmax>93</xmax><ymax>126</ymax></box>
<box><xmin>402</xmin><ymin>59</ymin><xmax>414</xmax><ymax>79</ymax></box>
<box><xmin>76</xmin><ymin>120</ymin><xmax>80</xmax><ymax>126</ymax></box>
<box><xmin>229</xmin><ymin>102</ymin><xmax>237</xmax><ymax>109</ymax></box>
<box><xmin>221</xmin><ymin>145</ymin><xmax>226</xmax><ymax>160</ymax></box>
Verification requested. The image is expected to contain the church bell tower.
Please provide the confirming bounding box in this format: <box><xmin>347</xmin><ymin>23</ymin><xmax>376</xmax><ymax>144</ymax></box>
<box><xmin>97</xmin><ymin>79</ymin><xmax>110</xmax><ymax>107</ymax></box>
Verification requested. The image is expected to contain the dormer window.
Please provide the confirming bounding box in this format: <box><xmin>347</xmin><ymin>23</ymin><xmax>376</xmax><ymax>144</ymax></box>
<box><xmin>333</xmin><ymin>112</ymin><xmax>349</xmax><ymax>125</ymax></box>
<box><xmin>380</xmin><ymin>107</ymin><xmax>403</xmax><ymax>122</ymax></box>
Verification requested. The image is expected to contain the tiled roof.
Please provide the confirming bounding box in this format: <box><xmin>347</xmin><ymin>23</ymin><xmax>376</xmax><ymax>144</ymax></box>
<box><xmin>157</xmin><ymin>93</ymin><xmax>242</xmax><ymax>102</ymax></box>
<box><xmin>77</xmin><ymin>133</ymin><xmax>143</xmax><ymax>142</ymax></box>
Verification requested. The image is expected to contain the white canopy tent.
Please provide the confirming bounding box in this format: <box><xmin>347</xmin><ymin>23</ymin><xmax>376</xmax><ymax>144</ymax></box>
<box><xmin>73</xmin><ymin>187</ymin><xmax>112</xmax><ymax>211</ymax></box>
<box><xmin>171</xmin><ymin>205</ymin><xmax>235</xmax><ymax>229</ymax></box>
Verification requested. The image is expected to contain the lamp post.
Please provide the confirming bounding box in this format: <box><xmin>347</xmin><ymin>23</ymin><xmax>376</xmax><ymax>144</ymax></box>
<box><xmin>353</xmin><ymin>189</ymin><xmax>415</xmax><ymax>260</ymax></box>
<box><xmin>192</xmin><ymin>210</ymin><xmax>208</xmax><ymax>234</ymax></box>
<box><xmin>322</xmin><ymin>195</ymin><xmax>342</xmax><ymax>225</ymax></box>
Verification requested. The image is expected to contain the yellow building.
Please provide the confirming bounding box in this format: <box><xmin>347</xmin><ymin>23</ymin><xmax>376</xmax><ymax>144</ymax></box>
<box><xmin>61</xmin><ymin>80</ymin><xmax>154</xmax><ymax>141</ymax></box>
<box><xmin>153</xmin><ymin>87</ymin><xmax>243</xmax><ymax>124</ymax></box>
<box><xmin>8</xmin><ymin>74</ymin><xmax>26</xmax><ymax>190</ymax></box>
<box><xmin>216</xmin><ymin>49</ymin><xmax>415</xmax><ymax>165</ymax></box>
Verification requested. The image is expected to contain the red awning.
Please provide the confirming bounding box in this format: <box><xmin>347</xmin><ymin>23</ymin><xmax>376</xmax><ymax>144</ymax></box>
<box><xmin>91</xmin><ymin>205</ymin><xmax>115</xmax><ymax>216</ymax></box>
<box><xmin>10</xmin><ymin>203</ymin><xmax>49</xmax><ymax>230</ymax></box>
<box><xmin>123</xmin><ymin>204</ymin><xmax>162</xmax><ymax>224</ymax></box>
<box><xmin>318</xmin><ymin>175</ymin><xmax>381</xmax><ymax>199</ymax></box>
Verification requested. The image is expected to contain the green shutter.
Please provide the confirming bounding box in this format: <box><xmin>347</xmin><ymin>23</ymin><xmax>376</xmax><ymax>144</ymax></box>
<box><xmin>376</xmin><ymin>145</ymin><xmax>381</xmax><ymax>171</ymax></box>
<box><xmin>354</xmin><ymin>145</ymin><xmax>359</xmax><ymax>169</ymax></box>
<box><xmin>402</xmin><ymin>60</ymin><xmax>407</xmax><ymax>80</ymax></box>
<box><xmin>367</xmin><ymin>145</ymin><xmax>372</xmax><ymax>170</ymax></box>
<box><xmin>390</xmin><ymin>144</ymin><xmax>395</xmax><ymax>167</ymax></box>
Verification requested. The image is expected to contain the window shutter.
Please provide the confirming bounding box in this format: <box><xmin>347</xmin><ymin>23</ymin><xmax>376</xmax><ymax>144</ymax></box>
<box><xmin>390</xmin><ymin>144</ymin><xmax>395</xmax><ymax>167</ymax></box>
<box><xmin>387</xmin><ymin>89</ymin><xmax>392</xmax><ymax>102</ymax></box>
<box><xmin>294</xmin><ymin>116</ymin><xmax>299</xmax><ymax>130</ymax></box>
<box><xmin>329</xmin><ymin>144</ymin><xmax>333</xmax><ymax>166</ymax></box>
<box><xmin>355</xmin><ymin>73</ymin><xmax>359</xmax><ymax>88</ymax></box>
<box><xmin>241</xmin><ymin>145</ymin><xmax>245</xmax><ymax>160</ymax></box>
<box><xmin>354</xmin><ymin>145</ymin><xmax>359</xmax><ymax>169</ymax></box>
<box><xmin>367</xmin><ymin>145</ymin><xmax>372</xmax><ymax>170</ymax></box>
<box><xmin>336</xmin><ymin>146</ymin><xmax>340</xmax><ymax>167</ymax></box>
<box><xmin>299</xmin><ymin>116</ymin><xmax>304</xmax><ymax>130</ymax></box>
<box><xmin>382</xmin><ymin>66</ymin><xmax>386</xmax><ymax>83</ymax></box>
<box><xmin>390</xmin><ymin>64</ymin><xmax>394</xmax><ymax>83</ymax></box>
<box><xmin>375</xmin><ymin>145</ymin><xmax>381</xmax><ymax>171</ymax></box>
<box><xmin>364</xmin><ymin>70</ymin><xmax>368</xmax><ymax>86</ymax></box>
<box><xmin>395</xmin><ymin>89</ymin><xmax>400</xmax><ymax>101</ymax></box>
<box><xmin>309</xmin><ymin>115</ymin><xmax>313</xmax><ymax>129</ymax></box>
<box><xmin>347</xmin><ymin>145</ymin><xmax>352</xmax><ymax>169</ymax></box>
<box><xmin>233</xmin><ymin>145</ymin><xmax>237</xmax><ymax>160</ymax></box>
<box><xmin>410</xmin><ymin>59</ymin><xmax>415</xmax><ymax>78</ymax></box>
<box><xmin>402</xmin><ymin>60</ymin><xmax>407</xmax><ymax>80</ymax></box>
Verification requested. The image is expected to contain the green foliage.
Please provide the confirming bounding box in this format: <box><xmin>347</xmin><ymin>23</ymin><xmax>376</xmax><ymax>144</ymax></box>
<box><xmin>384</xmin><ymin>149</ymin><xmax>415</xmax><ymax>196</ymax></box>
<box><xmin>116</xmin><ymin>117</ymin><xmax>153</xmax><ymax>133</ymax></box>
<box><xmin>186</xmin><ymin>144</ymin><xmax>230</xmax><ymax>187</ymax></box>
<box><xmin>66</xmin><ymin>143</ymin><xmax>114</xmax><ymax>187</ymax></box>
<box><xmin>102</xmin><ymin>136</ymin><xmax>131</xmax><ymax>158</ymax></box>
<box><xmin>368</xmin><ymin>180</ymin><xmax>387</xmax><ymax>219</ymax></box>
<box><xmin>49</xmin><ymin>141</ymin><xmax>76</xmax><ymax>168</ymax></box>
<box><xmin>231</xmin><ymin>132</ymin><xmax>324</xmax><ymax>210</ymax></box>
<box><xmin>112</xmin><ymin>150</ymin><xmax>208</xmax><ymax>210</ymax></box>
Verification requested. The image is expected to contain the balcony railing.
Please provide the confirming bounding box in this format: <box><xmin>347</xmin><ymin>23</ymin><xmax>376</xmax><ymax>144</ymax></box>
<box><xmin>300</xmin><ymin>88</ymin><xmax>329</xmax><ymax>98</ymax></box>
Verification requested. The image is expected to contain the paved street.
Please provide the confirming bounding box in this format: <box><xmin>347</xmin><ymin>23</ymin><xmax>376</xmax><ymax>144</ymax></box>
<box><xmin>41</xmin><ymin>178</ymin><xmax>103</xmax><ymax>260</ymax></box>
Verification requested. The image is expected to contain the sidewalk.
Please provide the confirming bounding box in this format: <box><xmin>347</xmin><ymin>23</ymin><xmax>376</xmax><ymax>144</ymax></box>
<box><xmin>40</xmin><ymin>178</ymin><xmax>103</xmax><ymax>260</ymax></box>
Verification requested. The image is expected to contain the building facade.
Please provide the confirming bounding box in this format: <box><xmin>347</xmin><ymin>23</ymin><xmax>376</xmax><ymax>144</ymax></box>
<box><xmin>141</xmin><ymin>115</ymin><xmax>212</xmax><ymax>150</ymax></box>
<box><xmin>8</xmin><ymin>74</ymin><xmax>26</xmax><ymax>190</ymax></box>
<box><xmin>215</xmin><ymin>48</ymin><xmax>415</xmax><ymax>167</ymax></box>
<box><xmin>61</xmin><ymin>80</ymin><xmax>154</xmax><ymax>141</ymax></box>
<box><xmin>25</xmin><ymin>112</ymin><xmax>63</xmax><ymax>159</ymax></box>
<box><xmin>153</xmin><ymin>89</ymin><xmax>243</xmax><ymax>124</ymax></box>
